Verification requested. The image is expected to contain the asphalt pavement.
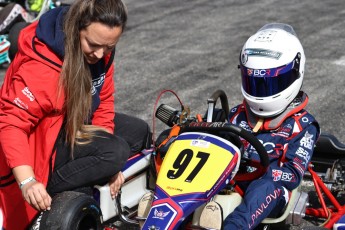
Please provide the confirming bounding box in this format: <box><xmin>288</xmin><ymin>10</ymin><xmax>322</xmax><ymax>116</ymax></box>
<box><xmin>112</xmin><ymin>0</ymin><xmax>345</xmax><ymax>143</ymax></box>
<box><xmin>1</xmin><ymin>0</ymin><xmax>345</xmax><ymax>229</ymax></box>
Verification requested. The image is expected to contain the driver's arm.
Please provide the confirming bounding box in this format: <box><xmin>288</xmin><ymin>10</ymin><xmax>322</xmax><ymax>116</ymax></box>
<box><xmin>264</xmin><ymin>123</ymin><xmax>319</xmax><ymax>191</ymax></box>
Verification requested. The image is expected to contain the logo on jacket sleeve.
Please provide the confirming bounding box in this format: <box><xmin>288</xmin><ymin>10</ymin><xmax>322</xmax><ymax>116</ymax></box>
<box><xmin>14</xmin><ymin>97</ymin><xmax>28</xmax><ymax>110</ymax></box>
<box><xmin>22</xmin><ymin>87</ymin><xmax>35</xmax><ymax>101</ymax></box>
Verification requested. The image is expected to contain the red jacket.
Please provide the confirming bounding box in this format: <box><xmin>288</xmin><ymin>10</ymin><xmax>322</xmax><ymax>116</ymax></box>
<box><xmin>0</xmin><ymin>20</ymin><xmax>115</xmax><ymax>229</ymax></box>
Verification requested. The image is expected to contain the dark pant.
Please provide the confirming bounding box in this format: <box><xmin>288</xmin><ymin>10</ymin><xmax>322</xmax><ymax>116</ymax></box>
<box><xmin>47</xmin><ymin>113</ymin><xmax>151</xmax><ymax>196</ymax></box>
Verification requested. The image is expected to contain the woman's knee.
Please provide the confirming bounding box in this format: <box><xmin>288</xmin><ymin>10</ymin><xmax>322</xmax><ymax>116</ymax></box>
<box><xmin>114</xmin><ymin>113</ymin><xmax>152</xmax><ymax>153</ymax></box>
<box><xmin>93</xmin><ymin>132</ymin><xmax>130</xmax><ymax>171</ymax></box>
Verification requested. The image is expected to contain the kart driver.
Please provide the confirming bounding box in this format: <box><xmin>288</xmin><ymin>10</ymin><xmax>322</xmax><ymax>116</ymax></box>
<box><xmin>0</xmin><ymin>0</ymin><xmax>151</xmax><ymax>229</ymax></box>
<box><xmin>201</xmin><ymin>23</ymin><xmax>320</xmax><ymax>230</ymax></box>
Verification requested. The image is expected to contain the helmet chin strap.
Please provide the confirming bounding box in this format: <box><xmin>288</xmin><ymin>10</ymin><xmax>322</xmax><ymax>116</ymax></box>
<box><xmin>245</xmin><ymin>91</ymin><xmax>309</xmax><ymax>132</ymax></box>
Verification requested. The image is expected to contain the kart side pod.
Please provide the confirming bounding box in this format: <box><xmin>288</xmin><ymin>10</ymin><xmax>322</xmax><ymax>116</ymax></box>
<box><xmin>94</xmin><ymin>151</ymin><xmax>153</xmax><ymax>222</ymax></box>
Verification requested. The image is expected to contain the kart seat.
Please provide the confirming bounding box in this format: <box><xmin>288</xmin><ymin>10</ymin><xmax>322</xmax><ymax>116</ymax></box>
<box><xmin>261</xmin><ymin>184</ymin><xmax>308</xmax><ymax>225</ymax></box>
<box><xmin>313</xmin><ymin>133</ymin><xmax>345</xmax><ymax>159</ymax></box>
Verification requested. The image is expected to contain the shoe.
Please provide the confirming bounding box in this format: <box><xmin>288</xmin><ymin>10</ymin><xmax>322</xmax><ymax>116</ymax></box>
<box><xmin>137</xmin><ymin>191</ymin><xmax>154</xmax><ymax>227</ymax></box>
<box><xmin>199</xmin><ymin>201</ymin><xmax>223</xmax><ymax>230</ymax></box>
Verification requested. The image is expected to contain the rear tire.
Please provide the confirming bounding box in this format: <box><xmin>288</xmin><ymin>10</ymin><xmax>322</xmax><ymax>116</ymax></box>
<box><xmin>39</xmin><ymin>191</ymin><xmax>102</xmax><ymax>230</ymax></box>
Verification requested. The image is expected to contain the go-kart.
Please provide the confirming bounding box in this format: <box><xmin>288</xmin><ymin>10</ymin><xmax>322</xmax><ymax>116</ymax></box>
<box><xmin>22</xmin><ymin>89</ymin><xmax>345</xmax><ymax>230</ymax></box>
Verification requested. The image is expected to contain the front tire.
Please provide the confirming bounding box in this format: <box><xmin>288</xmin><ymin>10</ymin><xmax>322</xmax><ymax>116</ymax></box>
<box><xmin>39</xmin><ymin>191</ymin><xmax>102</xmax><ymax>230</ymax></box>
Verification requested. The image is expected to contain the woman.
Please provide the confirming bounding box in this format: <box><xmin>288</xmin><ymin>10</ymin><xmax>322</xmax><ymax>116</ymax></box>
<box><xmin>0</xmin><ymin>0</ymin><xmax>151</xmax><ymax>229</ymax></box>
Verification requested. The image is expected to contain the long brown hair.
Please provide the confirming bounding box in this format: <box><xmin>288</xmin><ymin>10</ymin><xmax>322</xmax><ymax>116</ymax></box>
<box><xmin>60</xmin><ymin>0</ymin><xmax>127</xmax><ymax>149</ymax></box>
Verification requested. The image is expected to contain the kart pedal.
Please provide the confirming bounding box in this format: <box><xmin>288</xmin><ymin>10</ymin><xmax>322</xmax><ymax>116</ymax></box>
<box><xmin>137</xmin><ymin>191</ymin><xmax>154</xmax><ymax>227</ymax></box>
<box><xmin>199</xmin><ymin>201</ymin><xmax>223</xmax><ymax>230</ymax></box>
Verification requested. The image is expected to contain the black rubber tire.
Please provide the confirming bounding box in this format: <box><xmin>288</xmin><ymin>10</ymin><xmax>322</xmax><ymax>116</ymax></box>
<box><xmin>39</xmin><ymin>191</ymin><xmax>102</xmax><ymax>230</ymax></box>
<box><xmin>8</xmin><ymin>21</ymin><xmax>30</xmax><ymax>60</ymax></box>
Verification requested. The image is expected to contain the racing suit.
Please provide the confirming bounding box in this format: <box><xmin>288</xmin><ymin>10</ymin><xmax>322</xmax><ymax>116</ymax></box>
<box><xmin>223</xmin><ymin>92</ymin><xmax>320</xmax><ymax>229</ymax></box>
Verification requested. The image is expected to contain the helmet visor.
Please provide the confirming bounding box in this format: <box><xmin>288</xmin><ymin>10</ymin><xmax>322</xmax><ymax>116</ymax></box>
<box><xmin>241</xmin><ymin>57</ymin><xmax>300</xmax><ymax>98</ymax></box>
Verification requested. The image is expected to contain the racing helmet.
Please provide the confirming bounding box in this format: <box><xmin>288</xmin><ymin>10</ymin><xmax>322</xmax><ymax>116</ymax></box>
<box><xmin>239</xmin><ymin>23</ymin><xmax>305</xmax><ymax>117</ymax></box>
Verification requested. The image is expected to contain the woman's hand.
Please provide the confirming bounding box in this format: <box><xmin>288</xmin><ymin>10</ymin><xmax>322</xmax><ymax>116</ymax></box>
<box><xmin>13</xmin><ymin>165</ymin><xmax>52</xmax><ymax>211</ymax></box>
<box><xmin>21</xmin><ymin>180</ymin><xmax>52</xmax><ymax>211</ymax></box>
<box><xmin>108</xmin><ymin>171</ymin><xmax>125</xmax><ymax>199</ymax></box>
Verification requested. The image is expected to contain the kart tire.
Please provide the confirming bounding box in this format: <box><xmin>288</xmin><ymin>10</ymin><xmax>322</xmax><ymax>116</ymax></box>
<box><xmin>39</xmin><ymin>191</ymin><xmax>102</xmax><ymax>230</ymax></box>
<box><xmin>8</xmin><ymin>21</ymin><xmax>30</xmax><ymax>60</ymax></box>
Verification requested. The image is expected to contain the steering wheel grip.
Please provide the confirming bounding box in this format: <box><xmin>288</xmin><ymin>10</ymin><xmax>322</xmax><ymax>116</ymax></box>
<box><xmin>183</xmin><ymin>122</ymin><xmax>269</xmax><ymax>181</ymax></box>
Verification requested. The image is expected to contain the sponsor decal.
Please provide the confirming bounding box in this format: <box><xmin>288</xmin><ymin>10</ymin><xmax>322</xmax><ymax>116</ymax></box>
<box><xmin>209</xmin><ymin>122</ymin><xmax>226</xmax><ymax>128</ymax></box>
<box><xmin>247</xmin><ymin>68</ymin><xmax>271</xmax><ymax>77</ymax></box>
<box><xmin>166</xmin><ymin>186</ymin><xmax>182</xmax><ymax>192</ymax></box>
<box><xmin>153</xmin><ymin>208</ymin><xmax>170</xmax><ymax>220</ymax></box>
<box><xmin>191</xmin><ymin>139</ymin><xmax>210</xmax><ymax>148</ymax></box>
<box><xmin>293</xmin><ymin>161</ymin><xmax>305</xmax><ymax>175</ymax></box>
<box><xmin>239</xmin><ymin>121</ymin><xmax>251</xmax><ymax>132</ymax></box>
<box><xmin>91</xmin><ymin>74</ymin><xmax>105</xmax><ymax>95</ymax></box>
<box><xmin>189</xmin><ymin>122</ymin><xmax>229</xmax><ymax>128</ymax></box>
<box><xmin>300</xmin><ymin>131</ymin><xmax>314</xmax><ymax>150</ymax></box>
<box><xmin>91</xmin><ymin>85</ymin><xmax>96</xmax><ymax>95</ymax></box>
<box><xmin>249</xmin><ymin>188</ymin><xmax>281</xmax><ymax>229</ymax></box>
<box><xmin>272</xmin><ymin>124</ymin><xmax>292</xmax><ymax>138</ymax></box>
<box><xmin>248</xmin><ymin>140</ymin><xmax>282</xmax><ymax>157</ymax></box>
<box><xmin>22</xmin><ymin>87</ymin><xmax>35</xmax><ymax>101</ymax></box>
<box><xmin>206</xmin><ymin>204</ymin><xmax>221</xmax><ymax>212</ymax></box>
<box><xmin>92</xmin><ymin>74</ymin><xmax>105</xmax><ymax>88</ymax></box>
<box><xmin>272</xmin><ymin>169</ymin><xmax>296</xmax><ymax>182</ymax></box>
<box><xmin>295</xmin><ymin>147</ymin><xmax>310</xmax><ymax>166</ymax></box>
<box><xmin>272</xmin><ymin>169</ymin><xmax>282</xmax><ymax>181</ymax></box>
<box><xmin>302</xmin><ymin>117</ymin><xmax>309</xmax><ymax>123</ymax></box>
<box><xmin>14</xmin><ymin>97</ymin><xmax>28</xmax><ymax>110</ymax></box>
<box><xmin>294</xmin><ymin>157</ymin><xmax>308</xmax><ymax>168</ymax></box>
<box><xmin>280</xmin><ymin>172</ymin><xmax>296</xmax><ymax>182</ymax></box>
<box><xmin>243</xmin><ymin>48</ymin><xmax>282</xmax><ymax>60</ymax></box>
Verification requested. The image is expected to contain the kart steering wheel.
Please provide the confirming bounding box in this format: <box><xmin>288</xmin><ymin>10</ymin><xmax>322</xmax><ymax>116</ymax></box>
<box><xmin>182</xmin><ymin>122</ymin><xmax>269</xmax><ymax>182</ymax></box>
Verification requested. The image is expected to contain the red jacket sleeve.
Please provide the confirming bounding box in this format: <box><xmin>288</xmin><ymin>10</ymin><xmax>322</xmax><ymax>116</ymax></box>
<box><xmin>0</xmin><ymin>62</ymin><xmax>58</xmax><ymax>168</ymax></box>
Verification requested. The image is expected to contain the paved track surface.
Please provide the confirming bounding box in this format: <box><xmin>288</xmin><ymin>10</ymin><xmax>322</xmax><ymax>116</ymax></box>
<box><xmin>1</xmin><ymin>0</ymin><xmax>345</xmax><ymax>229</ymax></box>
<box><xmin>112</xmin><ymin>0</ymin><xmax>345</xmax><ymax>143</ymax></box>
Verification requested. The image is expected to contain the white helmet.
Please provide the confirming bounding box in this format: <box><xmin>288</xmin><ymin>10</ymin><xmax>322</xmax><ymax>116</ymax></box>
<box><xmin>239</xmin><ymin>23</ymin><xmax>305</xmax><ymax>117</ymax></box>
